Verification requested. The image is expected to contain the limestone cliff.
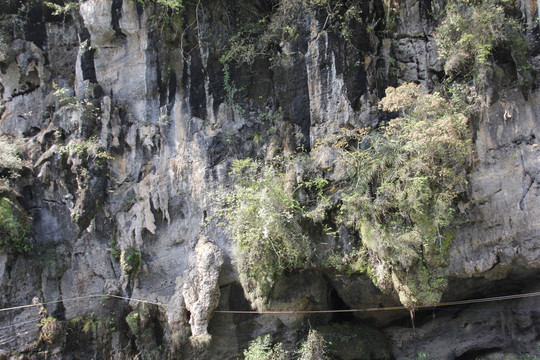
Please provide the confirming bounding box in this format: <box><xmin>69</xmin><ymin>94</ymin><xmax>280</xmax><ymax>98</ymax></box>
<box><xmin>0</xmin><ymin>0</ymin><xmax>539</xmax><ymax>359</ymax></box>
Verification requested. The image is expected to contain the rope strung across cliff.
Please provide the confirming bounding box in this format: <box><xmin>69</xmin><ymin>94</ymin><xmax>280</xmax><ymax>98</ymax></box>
<box><xmin>213</xmin><ymin>291</ymin><xmax>540</xmax><ymax>314</ymax></box>
<box><xmin>0</xmin><ymin>294</ymin><xmax>167</xmax><ymax>314</ymax></box>
<box><xmin>0</xmin><ymin>291</ymin><xmax>539</xmax><ymax>315</ymax></box>
<box><xmin>0</xmin><ymin>292</ymin><xmax>539</xmax><ymax>344</ymax></box>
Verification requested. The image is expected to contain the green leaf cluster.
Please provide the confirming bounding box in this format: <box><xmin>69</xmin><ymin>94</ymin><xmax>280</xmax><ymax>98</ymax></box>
<box><xmin>155</xmin><ymin>0</ymin><xmax>183</xmax><ymax>13</ymax></box>
<box><xmin>244</xmin><ymin>334</ymin><xmax>287</xmax><ymax>360</ymax></box>
<box><xmin>0</xmin><ymin>197</ymin><xmax>31</xmax><ymax>254</ymax></box>
<box><xmin>219</xmin><ymin>158</ymin><xmax>311</xmax><ymax>306</ymax></box>
<box><xmin>60</xmin><ymin>137</ymin><xmax>111</xmax><ymax>163</ymax></box>
<box><xmin>219</xmin><ymin>0</ymin><xmax>363</xmax><ymax>66</ymax></box>
<box><xmin>297</xmin><ymin>329</ymin><xmax>330</xmax><ymax>360</ymax></box>
<box><xmin>0</xmin><ymin>136</ymin><xmax>24</xmax><ymax>179</ymax></box>
<box><xmin>44</xmin><ymin>1</ymin><xmax>78</xmax><ymax>16</ymax></box>
<box><xmin>219</xmin><ymin>84</ymin><xmax>471</xmax><ymax>309</ymax></box>
<box><xmin>135</xmin><ymin>0</ymin><xmax>183</xmax><ymax>13</ymax></box>
<box><xmin>435</xmin><ymin>0</ymin><xmax>531</xmax><ymax>88</ymax></box>
<box><xmin>121</xmin><ymin>247</ymin><xmax>141</xmax><ymax>275</ymax></box>
<box><xmin>333</xmin><ymin>83</ymin><xmax>471</xmax><ymax>308</ymax></box>
<box><xmin>38</xmin><ymin>316</ymin><xmax>65</xmax><ymax>345</ymax></box>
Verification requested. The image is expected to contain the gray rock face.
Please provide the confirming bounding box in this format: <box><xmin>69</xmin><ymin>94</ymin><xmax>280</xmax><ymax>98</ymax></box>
<box><xmin>387</xmin><ymin>289</ymin><xmax>540</xmax><ymax>359</ymax></box>
<box><xmin>0</xmin><ymin>0</ymin><xmax>539</xmax><ymax>358</ymax></box>
<box><xmin>451</xmin><ymin>90</ymin><xmax>540</xmax><ymax>279</ymax></box>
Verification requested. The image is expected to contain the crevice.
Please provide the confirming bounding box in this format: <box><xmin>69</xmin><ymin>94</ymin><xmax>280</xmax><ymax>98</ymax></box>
<box><xmin>125</xmin><ymin>281</ymin><xmax>132</xmax><ymax>301</ymax></box>
<box><xmin>5</xmin><ymin>261</ymin><xmax>13</xmax><ymax>279</ymax></box>
<box><xmin>23</xmin><ymin>126</ymin><xmax>41</xmax><ymax>138</ymax></box>
<box><xmin>111</xmin><ymin>0</ymin><xmax>126</xmax><ymax>38</ymax></box>
<box><xmin>185</xmin><ymin>309</ymin><xmax>192</xmax><ymax>336</ymax></box>
<box><xmin>23</xmin><ymin>3</ymin><xmax>47</xmax><ymax>49</ymax></box>
<box><xmin>135</xmin><ymin>0</ymin><xmax>144</xmax><ymax>19</ymax></box>
<box><xmin>487</xmin><ymin>253</ymin><xmax>501</xmax><ymax>271</ymax></box>
<box><xmin>79</xmin><ymin>27</ymin><xmax>98</xmax><ymax>83</ymax></box>
<box><xmin>152</xmin><ymin>316</ymin><xmax>164</xmax><ymax>346</ymax></box>
<box><xmin>11</xmin><ymin>85</ymin><xmax>40</xmax><ymax>98</ymax></box>
<box><xmin>455</xmin><ymin>347</ymin><xmax>502</xmax><ymax>360</ymax></box>
<box><xmin>168</xmin><ymin>71</ymin><xmax>177</xmax><ymax>106</ymax></box>
<box><xmin>109</xmin><ymin>257</ymin><xmax>118</xmax><ymax>279</ymax></box>
<box><xmin>518</xmin><ymin>169</ymin><xmax>540</xmax><ymax>211</ymax></box>
<box><xmin>53</xmin><ymin>301</ymin><xmax>66</xmax><ymax>321</ymax></box>
<box><xmin>228</xmin><ymin>282</ymin><xmax>256</xmax><ymax>343</ymax></box>
<box><xmin>43</xmin><ymin>199</ymin><xmax>64</xmax><ymax>205</ymax></box>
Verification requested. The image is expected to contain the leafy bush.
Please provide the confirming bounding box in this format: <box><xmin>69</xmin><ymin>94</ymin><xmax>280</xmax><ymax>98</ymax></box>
<box><xmin>219</xmin><ymin>0</ymin><xmax>308</xmax><ymax>66</ymax></box>
<box><xmin>219</xmin><ymin>84</ymin><xmax>471</xmax><ymax>309</ymax></box>
<box><xmin>435</xmin><ymin>0</ymin><xmax>530</xmax><ymax>88</ymax></box>
<box><xmin>60</xmin><ymin>137</ymin><xmax>111</xmax><ymax>163</ymax></box>
<box><xmin>121</xmin><ymin>247</ymin><xmax>141</xmax><ymax>275</ymax></box>
<box><xmin>38</xmin><ymin>316</ymin><xmax>65</xmax><ymax>345</ymax></box>
<box><xmin>332</xmin><ymin>83</ymin><xmax>471</xmax><ymax>308</ymax></box>
<box><xmin>0</xmin><ymin>136</ymin><xmax>24</xmax><ymax>178</ymax></box>
<box><xmin>219</xmin><ymin>0</ymin><xmax>363</xmax><ymax>66</ymax></box>
<box><xmin>244</xmin><ymin>334</ymin><xmax>287</xmax><ymax>360</ymax></box>
<box><xmin>0</xmin><ymin>197</ymin><xmax>31</xmax><ymax>253</ymax></box>
<box><xmin>68</xmin><ymin>313</ymin><xmax>98</xmax><ymax>335</ymax></box>
<box><xmin>219</xmin><ymin>159</ymin><xmax>311</xmax><ymax>308</ymax></box>
<box><xmin>44</xmin><ymin>1</ymin><xmax>78</xmax><ymax>16</ymax></box>
<box><xmin>155</xmin><ymin>0</ymin><xmax>183</xmax><ymax>13</ymax></box>
<box><xmin>134</xmin><ymin>0</ymin><xmax>183</xmax><ymax>13</ymax></box>
<box><xmin>297</xmin><ymin>329</ymin><xmax>330</xmax><ymax>360</ymax></box>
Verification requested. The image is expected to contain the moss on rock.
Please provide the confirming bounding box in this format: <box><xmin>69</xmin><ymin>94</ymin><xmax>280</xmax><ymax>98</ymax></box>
<box><xmin>0</xmin><ymin>196</ymin><xmax>31</xmax><ymax>253</ymax></box>
<box><xmin>120</xmin><ymin>247</ymin><xmax>141</xmax><ymax>275</ymax></box>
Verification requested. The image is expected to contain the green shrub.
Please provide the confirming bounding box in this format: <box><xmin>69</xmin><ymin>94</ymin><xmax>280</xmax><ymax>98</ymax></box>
<box><xmin>44</xmin><ymin>1</ymin><xmax>78</xmax><ymax>16</ymax></box>
<box><xmin>121</xmin><ymin>247</ymin><xmax>141</xmax><ymax>275</ymax></box>
<box><xmin>297</xmin><ymin>330</ymin><xmax>330</xmax><ymax>360</ymax></box>
<box><xmin>219</xmin><ymin>158</ymin><xmax>311</xmax><ymax>307</ymax></box>
<box><xmin>68</xmin><ymin>313</ymin><xmax>97</xmax><ymax>335</ymax></box>
<box><xmin>60</xmin><ymin>137</ymin><xmax>111</xmax><ymax>163</ymax></box>
<box><xmin>0</xmin><ymin>136</ymin><xmax>24</xmax><ymax>178</ymax></box>
<box><xmin>244</xmin><ymin>334</ymin><xmax>287</xmax><ymax>360</ymax></box>
<box><xmin>134</xmin><ymin>0</ymin><xmax>183</xmax><ymax>13</ymax></box>
<box><xmin>435</xmin><ymin>0</ymin><xmax>530</xmax><ymax>88</ymax></box>
<box><xmin>0</xmin><ymin>197</ymin><xmax>31</xmax><ymax>253</ymax></box>
<box><xmin>219</xmin><ymin>84</ymin><xmax>471</xmax><ymax>309</ymax></box>
<box><xmin>38</xmin><ymin>316</ymin><xmax>65</xmax><ymax>345</ymax></box>
<box><xmin>332</xmin><ymin>83</ymin><xmax>471</xmax><ymax>308</ymax></box>
<box><xmin>126</xmin><ymin>310</ymin><xmax>141</xmax><ymax>335</ymax></box>
<box><xmin>155</xmin><ymin>0</ymin><xmax>183</xmax><ymax>13</ymax></box>
<box><xmin>219</xmin><ymin>0</ymin><xmax>307</xmax><ymax>66</ymax></box>
<box><xmin>219</xmin><ymin>0</ymin><xmax>363</xmax><ymax>66</ymax></box>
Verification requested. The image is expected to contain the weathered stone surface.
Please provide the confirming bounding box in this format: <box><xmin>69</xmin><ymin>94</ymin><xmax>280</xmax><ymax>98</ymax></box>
<box><xmin>387</xmin><ymin>290</ymin><xmax>540</xmax><ymax>359</ymax></box>
<box><xmin>269</xmin><ymin>270</ymin><xmax>331</xmax><ymax>326</ymax></box>
<box><xmin>450</xmin><ymin>91</ymin><xmax>540</xmax><ymax>279</ymax></box>
<box><xmin>182</xmin><ymin>237</ymin><xmax>224</xmax><ymax>337</ymax></box>
<box><xmin>0</xmin><ymin>0</ymin><xmax>539</xmax><ymax>358</ymax></box>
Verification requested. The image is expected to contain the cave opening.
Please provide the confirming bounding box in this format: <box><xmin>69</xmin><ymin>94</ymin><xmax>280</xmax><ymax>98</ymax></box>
<box><xmin>152</xmin><ymin>316</ymin><xmax>164</xmax><ymax>346</ymax></box>
<box><xmin>229</xmin><ymin>282</ymin><xmax>256</xmax><ymax>334</ymax></box>
<box><xmin>329</xmin><ymin>288</ymin><xmax>354</xmax><ymax>323</ymax></box>
<box><xmin>53</xmin><ymin>301</ymin><xmax>66</xmax><ymax>321</ymax></box>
